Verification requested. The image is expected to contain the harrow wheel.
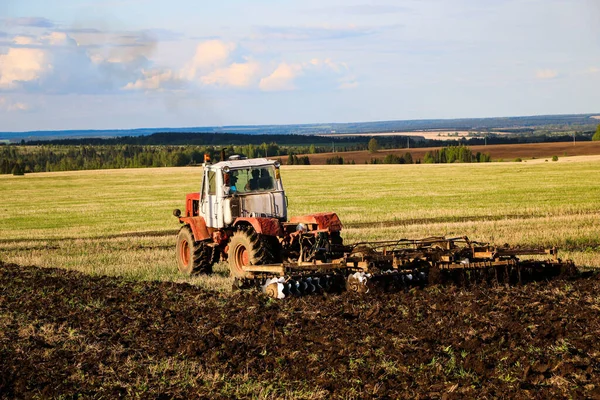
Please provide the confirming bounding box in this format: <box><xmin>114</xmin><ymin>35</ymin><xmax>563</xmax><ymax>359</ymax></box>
<box><xmin>176</xmin><ymin>226</ymin><xmax>214</xmax><ymax>275</ymax></box>
<box><xmin>228</xmin><ymin>228</ymin><xmax>279</xmax><ymax>278</ymax></box>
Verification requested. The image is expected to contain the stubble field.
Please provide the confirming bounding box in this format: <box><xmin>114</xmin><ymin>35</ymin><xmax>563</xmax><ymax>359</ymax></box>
<box><xmin>2</xmin><ymin>158</ymin><xmax>599</xmax><ymax>284</ymax></box>
<box><xmin>1</xmin><ymin>158</ymin><xmax>600</xmax><ymax>398</ymax></box>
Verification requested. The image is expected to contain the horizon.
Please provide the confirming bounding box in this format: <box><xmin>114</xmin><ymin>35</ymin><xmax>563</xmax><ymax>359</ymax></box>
<box><xmin>1</xmin><ymin>0</ymin><xmax>599</xmax><ymax>131</ymax></box>
<box><xmin>2</xmin><ymin>112</ymin><xmax>599</xmax><ymax>136</ymax></box>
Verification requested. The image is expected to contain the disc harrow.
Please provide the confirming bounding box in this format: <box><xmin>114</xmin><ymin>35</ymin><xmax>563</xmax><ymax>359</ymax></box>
<box><xmin>233</xmin><ymin>236</ymin><xmax>577</xmax><ymax>299</ymax></box>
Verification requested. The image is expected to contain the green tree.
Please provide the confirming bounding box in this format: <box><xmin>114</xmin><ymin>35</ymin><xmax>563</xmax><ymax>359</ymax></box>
<box><xmin>368</xmin><ymin>138</ymin><xmax>379</xmax><ymax>153</ymax></box>
<box><xmin>423</xmin><ymin>151</ymin><xmax>435</xmax><ymax>164</ymax></box>
<box><xmin>593</xmin><ymin>124</ymin><xmax>600</xmax><ymax>141</ymax></box>
<box><xmin>383</xmin><ymin>154</ymin><xmax>401</xmax><ymax>164</ymax></box>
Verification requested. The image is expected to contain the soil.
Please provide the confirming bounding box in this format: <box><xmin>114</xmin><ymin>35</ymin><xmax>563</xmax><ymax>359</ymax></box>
<box><xmin>1</xmin><ymin>261</ymin><xmax>600</xmax><ymax>399</ymax></box>
<box><xmin>305</xmin><ymin>141</ymin><xmax>600</xmax><ymax>164</ymax></box>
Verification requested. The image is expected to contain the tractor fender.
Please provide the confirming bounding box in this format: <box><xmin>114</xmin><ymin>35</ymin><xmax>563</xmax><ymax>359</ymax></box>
<box><xmin>233</xmin><ymin>217</ymin><xmax>282</xmax><ymax>237</ymax></box>
<box><xmin>179</xmin><ymin>216</ymin><xmax>211</xmax><ymax>241</ymax></box>
<box><xmin>290</xmin><ymin>212</ymin><xmax>343</xmax><ymax>232</ymax></box>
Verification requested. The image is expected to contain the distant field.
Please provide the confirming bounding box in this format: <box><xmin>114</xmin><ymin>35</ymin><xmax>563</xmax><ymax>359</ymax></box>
<box><xmin>306</xmin><ymin>141</ymin><xmax>600</xmax><ymax>164</ymax></box>
<box><xmin>1</xmin><ymin>158</ymin><xmax>599</xmax><ymax>289</ymax></box>
<box><xmin>321</xmin><ymin>130</ymin><xmax>509</xmax><ymax>141</ymax></box>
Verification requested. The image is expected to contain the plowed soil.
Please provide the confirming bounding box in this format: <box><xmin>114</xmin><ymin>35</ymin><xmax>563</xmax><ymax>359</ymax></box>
<box><xmin>306</xmin><ymin>141</ymin><xmax>600</xmax><ymax>164</ymax></box>
<box><xmin>1</xmin><ymin>262</ymin><xmax>600</xmax><ymax>399</ymax></box>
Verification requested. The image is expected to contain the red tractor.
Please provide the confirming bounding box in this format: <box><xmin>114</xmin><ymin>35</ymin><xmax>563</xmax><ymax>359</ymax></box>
<box><xmin>173</xmin><ymin>156</ymin><xmax>347</xmax><ymax>279</ymax></box>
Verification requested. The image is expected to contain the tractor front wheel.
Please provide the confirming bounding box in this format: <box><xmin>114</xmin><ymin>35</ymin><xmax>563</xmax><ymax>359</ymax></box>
<box><xmin>176</xmin><ymin>226</ymin><xmax>214</xmax><ymax>275</ymax></box>
<box><xmin>228</xmin><ymin>228</ymin><xmax>279</xmax><ymax>278</ymax></box>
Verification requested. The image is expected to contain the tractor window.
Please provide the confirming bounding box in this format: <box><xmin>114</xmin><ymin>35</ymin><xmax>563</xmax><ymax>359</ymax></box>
<box><xmin>207</xmin><ymin>170</ymin><xmax>216</xmax><ymax>195</ymax></box>
<box><xmin>231</xmin><ymin>166</ymin><xmax>276</xmax><ymax>194</ymax></box>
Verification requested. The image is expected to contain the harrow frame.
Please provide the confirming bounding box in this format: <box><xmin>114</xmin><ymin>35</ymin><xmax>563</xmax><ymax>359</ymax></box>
<box><xmin>234</xmin><ymin>236</ymin><xmax>576</xmax><ymax>298</ymax></box>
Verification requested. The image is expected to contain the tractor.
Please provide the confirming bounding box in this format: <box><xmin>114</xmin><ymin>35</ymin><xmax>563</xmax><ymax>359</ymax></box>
<box><xmin>173</xmin><ymin>155</ymin><xmax>347</xmax><ymax>281</ymax></box>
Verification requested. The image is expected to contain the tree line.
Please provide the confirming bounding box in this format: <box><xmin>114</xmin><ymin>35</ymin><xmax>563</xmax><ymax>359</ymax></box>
<box><xmin>0</xmin><ymin>144</ymin><xmax>313</xmax><ymax>175</ymax></box>
<box><xmin>423</xmin><ymin>146</ymin><xmax>491</xmax><ymax>163</ymax></box>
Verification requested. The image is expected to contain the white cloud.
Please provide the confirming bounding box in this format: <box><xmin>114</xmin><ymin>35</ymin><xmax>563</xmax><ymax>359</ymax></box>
<box><xmin>13</xmin><ymin>35</ymin><xmax>36</xmax><ymax>45</ymax></box>
<box><xmin>127</xmin><ymin>39</ymin><xmax>356</xmax><ymax>92</ymax></box>
<box><xmin>200</xmin><ymin>60</ymin><xmax>261</xmax><ymax>87</ymax></box>
<box><xmin>123</xmin><ymin>69</ymin><xmax>184</xmax><ymax>91</ymax></box>
<box><xmin>0</xmin><ymin>48</ymin><xmax>47</xmax><ymax>88</ymax></box>
<box><xmin>1</xmin><ymin>30</ymin><xmax>151</xmax><ymax>94</ymax></box>
<box><xmin>587</xmin><ymin>67</ymin><xmax>599</xmax><ymax>74</ymax></box>
<box><xmin>40</xmin><ymin>32</ymin><xmax>77</xmax><ymax>46</ymax></box>
<box><xmin>535</xmin><ymin>69</ymin><xmax>558</xmax><ymax>79</ymax></box>
<box><xmin>259</xmin><ymin>58</ymin><xmax>355</xmax><ymax>91</ymax></box>
<box><xmin>183</xmin><ymin>40</ymin><xmax>236</xmax><ymax>80</ymax></box>
<box><xmin>259</xmin><ymin>62</ymin><xmax>303</xmax><ymax>91</ymax></box>
<box><xmin>1</xmin><ymin>27</ymin><xmax>356</xmax><ymax>95</ymax></box>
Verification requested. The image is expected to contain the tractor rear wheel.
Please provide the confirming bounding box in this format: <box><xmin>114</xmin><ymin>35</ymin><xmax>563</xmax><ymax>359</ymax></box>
<box><xmin>228</xmin><ymin>228</ymin><xmax>279</xmax><ymax>278</ymax></box>
<box><xmin>176</xmin><ymin>226</ymin><xmax>214</xmax><ymax>275</ymax></box>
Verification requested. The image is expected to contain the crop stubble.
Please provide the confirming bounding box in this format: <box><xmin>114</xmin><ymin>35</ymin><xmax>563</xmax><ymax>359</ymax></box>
<box><xmin>1</xmin><ymin>159</ymin><xmax>599</xmax><ymax>284</ymax></box>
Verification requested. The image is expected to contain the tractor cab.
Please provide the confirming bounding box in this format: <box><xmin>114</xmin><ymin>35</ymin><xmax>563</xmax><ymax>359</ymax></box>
<box><xmin>200</xmin><ymin>157</ymin><xmax>287</xmax><ymax>229</ymax></box>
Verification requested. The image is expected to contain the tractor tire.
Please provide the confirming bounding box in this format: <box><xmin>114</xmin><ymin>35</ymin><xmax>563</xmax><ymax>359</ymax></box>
<box><xmin>176</xmin><ymin>226</ymin><xmax>214</xmax><ymax>275</ymax></box>
<box><xmin>228</xmin><ymin>228</ymin><xmax>279</xmax><ymax>278</ymax></box>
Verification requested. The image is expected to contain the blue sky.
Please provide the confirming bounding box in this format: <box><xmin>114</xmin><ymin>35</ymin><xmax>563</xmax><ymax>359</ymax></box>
<box><xmin>0</xmin><ymin>0</ymin><xmax>599</xmax><ymax>131</ymax></box>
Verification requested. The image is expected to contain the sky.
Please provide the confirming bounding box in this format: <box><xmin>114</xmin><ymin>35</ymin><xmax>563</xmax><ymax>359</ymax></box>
<box><xmin>0</xmin><ymin>0</ymin><xmax>599</xmax><ymax>131</ymax></box>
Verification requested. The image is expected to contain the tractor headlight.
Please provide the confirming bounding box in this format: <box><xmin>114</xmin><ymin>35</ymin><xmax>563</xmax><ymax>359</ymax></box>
<box><xmin>296</xmin><ymin>223</ymin><xmax>307</xmax><ymax>232</ymax></box>
<box><xmin>223</xmin><ymin>166</ymin><xmax>230</xmax><ymax>173</ymax></box>
<box><xmin>274</xmin><ymin>161</ymin><xmax>280</xmax><ymax>168</ymax></box>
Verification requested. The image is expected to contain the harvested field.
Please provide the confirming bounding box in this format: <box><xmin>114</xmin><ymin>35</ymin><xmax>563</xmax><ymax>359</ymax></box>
<box><xmin>305</xmin><ymin>141</ymin><xmax>600</xmax><ymax>164</ymax></box>
<box><xmin>2</xmin><ymin>262</ymin><xmax>600</xmax><ymax>398</ymax></box>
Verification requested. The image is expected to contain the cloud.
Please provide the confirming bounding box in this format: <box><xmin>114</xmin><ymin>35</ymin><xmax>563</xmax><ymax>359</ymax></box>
<box><xmin>12</xmin><ymin>35</ymin><xmax>36</xmax><ymax>45</ymax></box>
<box><xmin>182</xmin><ymin>40</ymin><xmax>237</xmax><ymax>80</ymax></box>
<box><xmin>2</xmin><ymin>17</ymin><xmax>55</xmax><ymax>28</ymax></box>
<box><xmin>41</xmin><ymin>32</ymin><xmax>78</xmax><ymax>46</ymax></box>
<box><xmin>127</xmin><ymin>40</ymin><xmax>263</xmax><ymax>90</ymax></box>
<box><xmin>259</xmin><ymin>58</ymin><xmax>356</xmax><ymax>92</ymax></box>
<box><xmin>201</xmin><ymin>60</ymin><xmax>261</xmax><ymax>88</ymax></box>
<box><xmin>0</xmin><ymin>24</ymin><xmax>356</xmax><ymax>96</ymax></box>
<box><xmin>125</xmin><ymin>42</ymin><xmax>356</xmax><ymax>93</ymax></box>
<box><xmin>0</xmin><ymin>47</ymin><xmax>47</xmax><ymax>88</ymax></box>
<box><xmin>259</xmin><ymin>62</ymin><xmax>303</xmax><ymax>91</ymax></box>
<box><xmin>535</xmin><ymin>69</ymin><xmax>559</xmax><ymax>79</ymax></box>
<box><xmin>0</xmin><ymin>96</ymin><xmax>30</xmax><ymax>112</ymax></box>
<box><xmin>123</xmin><ymin>69</ymin><xmax>185</xmax><ymax>91</ymax></box>
<box><xmin>0</xmin><ymin>30</ymin><xmax>151</xmax><ymax>94</ymax></box>
<box><xmin>587</xmin><ymin>67</ymin><xmax>599</xmax><ymax>74</ymax></box>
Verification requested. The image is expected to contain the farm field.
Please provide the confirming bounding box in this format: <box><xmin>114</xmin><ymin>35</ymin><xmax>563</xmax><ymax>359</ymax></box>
<box><xmin>2</xmin><ymin>261</ymin><xmax>600</xmax><ymax>398</ymax></box>
<box><xmin>321</xmin><ymin>130</ymin><xmax>503</xmax><ymax>141</ymax></box>
<box><xmin>1</xmin><ymin>158</ymin><xmax>600</xmax><ymax>282</ymax></box>
<box><xmin>306</xmin><ymin>141</ymin><xmax>600</xmax><ymax>164</ymax></box>
<box><xmin>1</xmin><ymin>158</ymin><xmax>600</xmax><ymax>397</ymax></box>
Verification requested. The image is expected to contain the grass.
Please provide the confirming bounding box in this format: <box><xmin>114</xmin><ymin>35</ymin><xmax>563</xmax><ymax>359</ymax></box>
<box><xmin>1</xmin><ymin>158</ymin><xmax>600</xmax><ymax>287</ymax></box>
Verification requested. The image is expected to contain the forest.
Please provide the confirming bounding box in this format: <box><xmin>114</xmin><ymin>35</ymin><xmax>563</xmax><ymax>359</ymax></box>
<box><xmin>1</xmin><ymin>130</ymin><xmax>593</xmax><ymax>175</ymax></box>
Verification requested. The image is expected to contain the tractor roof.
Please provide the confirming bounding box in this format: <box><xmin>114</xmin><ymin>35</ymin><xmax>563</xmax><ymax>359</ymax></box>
<box><xmin>207</xmin><ymin>158</ymin><xmax>278</xmax><ymax>170</ymax></box>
